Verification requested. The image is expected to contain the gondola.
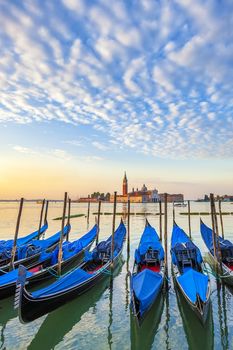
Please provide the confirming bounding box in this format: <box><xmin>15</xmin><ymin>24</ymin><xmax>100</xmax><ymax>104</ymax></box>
<box><xmin>0</xmin><ymin>221</ymin><xmax>48</xmax><ymax>265</ymax></box>
<box><xmin>171</xmin><ymin>222</ymin><xmax>210</xmax><ymax>323</ymax></box>
<box><xmin>130</xmin><ymin>220</ymin><xmax>164</xmax><ymax>326</ymax></box>
<box><xmin>0</xmin><ymin>223</ymin><xmax>71</xmax><ymax>273</ymax></box>
<box><xmin>200</xmin><ymin>220</ymin><xmax>233</xmax><ymax>286</ymax></box>
<box><xmin>15</xmin><ymin>220</ymin><xmax>126</xmax><ymax>323</ymax></box>
<box><xmin>0</xmin><ymin>224</ymin><xmax>97</xmax><ymax>299</ymax></box>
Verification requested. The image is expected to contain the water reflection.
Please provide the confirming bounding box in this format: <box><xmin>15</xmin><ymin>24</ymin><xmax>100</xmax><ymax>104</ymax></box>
<box><xmin>165</xmin><ymin>290</ymin><xmax>170</xmax><ymax>350</ymax></box>
<box><xmin>176</xmin><ymin>288</ymin><xmax>214</xmax><ymax>350</ymax></box>
<box><xmin>217</xmin><ymin>281</ymin><xmax>229</xmax><ymax>349</ymax></box>
<box><xmin>0</xmin><ymin>202</ymin><xmax>233</xmax><ymax>349</ymax></box>
<box><xmin>0</xmin><ymin>297</ymin><xmax>16</xmax><ymax>348</ymax></box>
<box><xmin>107</xmin><ymin>276</ymin><xmax>113</xmax><ymax>350</ymax></box>
<box><xmin>130</xmin><ymin>294</ymin><xmax>164</xmax><ymax>350</ymax></box>
<box><xmin>28</xmin><ymin>259</ymin><xmax>124</xmax><ymax>350</ymax></box>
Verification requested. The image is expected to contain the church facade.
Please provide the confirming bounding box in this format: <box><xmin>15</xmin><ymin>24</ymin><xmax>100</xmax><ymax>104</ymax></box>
<box><xmin>110</xmin><ymin>173</ymin><xmax>160</xmax><ymax>203</ymax></box>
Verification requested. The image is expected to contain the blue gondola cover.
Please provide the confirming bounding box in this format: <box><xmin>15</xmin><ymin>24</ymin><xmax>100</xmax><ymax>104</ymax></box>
<box><xmin>177</xmin><ymin>269</ymin><xmax>209</xmax><ymax>303</ymax></box>
<box><xmin>135</xmin><ymin>224</ymin><xmax>164</xmax><ymax>264</ymax></box>
<box><xmin>171</xmin><ymin>225</ymin><xmax>202</xmax><ymax>266</ymax></box>
<box><xmin>132</xmin><ymin>269</ymin><xmax>163</xmax><ymax>316</ymax></box>
<box><xmin>27</xmin><ymin>221</ymin><xmax>126</xmax><ymax>299</ymax></box>
<box><xmin>17</xmin><ymin>224</ymin><xmax>71</xmax><ymax>259</ymax></box>
<box><xmin>201</xmin><ymin>221</ymin><xmax>233</xmax><ymax>253</ymax></box>
<box><xmin>0</xmin><ymin>222</ymin><xmax>48</xmax><ymax>253</ymax></box>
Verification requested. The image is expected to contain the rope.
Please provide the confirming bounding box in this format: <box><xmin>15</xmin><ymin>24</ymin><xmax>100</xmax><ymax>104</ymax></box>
<box><xmin>203</xmin><ymin>265</ymin><xmax>233</xmax><ymax>279</ymax></box>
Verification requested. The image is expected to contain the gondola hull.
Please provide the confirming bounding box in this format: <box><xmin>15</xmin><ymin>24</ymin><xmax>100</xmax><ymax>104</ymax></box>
<box><xmin>0</xmin><ymin>222</ymin><xmax>48</xmax><ymax>267</ymax></box>
<box><xmin>17</xmin><ymin>253</ymin><xmax>122</xmax><ymax>323</ymax></box>
<box><xmin>0</xmin><ymin>225</ymin><xmax>70</xmax><ymax>274</ymax></box>
<box><xmin>207</xmin><ymin>252</ymin><xmax>233</xmax><ymax>286</ymax></box>
<box><xmin>172</xmin><ymin>264</ymin><xmax>210</xmax><ymax>324</ymax></box>
<box><xmin>0</xmin><ymin>241</ymin><xmax>58</xmax><ymax>275</ymax></box>
<box><xmin>131</xmin><ymin>271</ymin><xmax>164</xmax><ymax>327</ymax></box>
<box><xmin>0</xmin><ymin>236</ymin><xmax>95</xmax><ymax>299</ymax></box>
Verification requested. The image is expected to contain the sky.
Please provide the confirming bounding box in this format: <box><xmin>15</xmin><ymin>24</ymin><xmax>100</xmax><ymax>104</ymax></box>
<box><xmin>0</xmin><ymin>0</ymin><xmax>233</xmax><ymax>200</ymax></box>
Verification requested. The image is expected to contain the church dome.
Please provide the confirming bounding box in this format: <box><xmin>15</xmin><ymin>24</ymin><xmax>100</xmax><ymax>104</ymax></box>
<box><xmin>141</xmin><ymin>184</ymin><xmax>147</xmax><ymax>192</ymax></box>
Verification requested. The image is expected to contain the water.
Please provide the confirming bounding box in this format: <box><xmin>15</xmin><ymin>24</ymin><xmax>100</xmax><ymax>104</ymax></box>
<box><xmin>0</xmin><ymin>201</ymin><xmax>233</xmax><ymax>350</ymax></box>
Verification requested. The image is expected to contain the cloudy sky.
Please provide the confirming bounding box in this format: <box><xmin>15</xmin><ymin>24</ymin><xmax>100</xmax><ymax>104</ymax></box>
<box><xmin>0</xmin><ymin>0</ymin><xmax>233</xmax><ymax>199</ymax></box>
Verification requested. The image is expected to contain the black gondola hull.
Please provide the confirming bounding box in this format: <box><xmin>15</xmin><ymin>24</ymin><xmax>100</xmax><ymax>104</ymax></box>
<box><xmin>0</xmin><ymin>240</ymin><xmax>93</xmax><ymax>299</ymax></box>
<box><xmin>18</xmin><ymin>253</ymin><xmax>122</xmax><ymax>323</ymax></box>
<box><xmin>172</xmin><ymin>264</ymin><xmax>210</xmax><ymax>324</ymax></box>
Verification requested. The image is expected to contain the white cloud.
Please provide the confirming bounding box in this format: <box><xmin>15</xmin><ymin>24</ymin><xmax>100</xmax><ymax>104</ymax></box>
<box><xmin>92</xmin><ymin>141</ymin><xmax>108</xmax><ymax>151</ymax></box>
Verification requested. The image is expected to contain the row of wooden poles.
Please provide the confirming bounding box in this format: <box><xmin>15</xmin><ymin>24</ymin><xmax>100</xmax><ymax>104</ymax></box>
<box><xmin>87</xmin><ymin>192</ymin><xmax>170</xmax><ymax>288</ymax></box>
<box><xmin>209</xmin><ymin>193</ymin><xmax>224</xmax><ymax>272</ymax></box>
<box><xmin>8</xmin><ymin>192</ymin><xmax>226</xmax><ymax>282</ymax></box>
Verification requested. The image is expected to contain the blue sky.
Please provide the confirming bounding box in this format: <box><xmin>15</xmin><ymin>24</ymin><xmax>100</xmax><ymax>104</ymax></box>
<box><xmin>0</xmin><ymin>0</ymin><xmax>233</xmax><ymax>199</ymax></box>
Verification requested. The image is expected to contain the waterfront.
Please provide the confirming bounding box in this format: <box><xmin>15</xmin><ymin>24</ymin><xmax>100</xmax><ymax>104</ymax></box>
<box><xmin>0</xmin><ymin>201</ymin><xmax>233</xmax><ymax>349</ymax></box>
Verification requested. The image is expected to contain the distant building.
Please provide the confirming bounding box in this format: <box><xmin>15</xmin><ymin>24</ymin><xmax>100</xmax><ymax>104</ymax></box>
<box><xmin>122</xmin><ymin>172</ymin><xmax>128</xmax><ymax>196</ymax></box>
<box><xmin>77</xmin><ymin>197</ymin><xmax>98</xmax><ymax>203</ymax></box>
<box><xmin>110</xmin><ymin>173</ymin><xmax>160</xmax><ymax>203</ymax></box>
<box><xmin>159</xmin><ymin>193</ymin><xmax>184</xmax><ymax>203</ymax></box>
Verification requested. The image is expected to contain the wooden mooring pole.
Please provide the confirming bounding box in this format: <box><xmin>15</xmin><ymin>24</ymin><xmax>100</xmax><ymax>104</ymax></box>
<box><xmin>219</xmin><ymin>200</ymin><xmax>224</xmax><ymax>239</ymax></box>
<box><xmin>164</xmin><ymin>193</ymin><xmax>168</xmax><ymax>290</ymax></box>
<box><xmin>210</xmin><ymin>193</ymin><xmax>218</xmax><ymax>264</ymax></box>
<box><xmin>10</xmin><ymin>198</ymin><xmax>24</xmax><ymax>270</ymax></box>
<box><xmin>37</xmin><ymin>199</ymin><xmax>45</xmax><ymax>239</ymax></box>
<box><xmin>188</xmin><ymin>200</ymin><xmax>192</xmax><ymax>239</ymax></box>
<box><xmin>127</xmin><ymin>198</ymin><xmax>130</xmax><ymax>252</ymax></box>
<box><xmin>172</xmin><ymin>202</ymin><xmax>175</xmax><ymax>224</ymax></box>
<box><xmin>87</xmin><ymin>201</ymin><xmax>90</xmax><ymax>225</ymax></box>
<box><xmin>96</xmin><ymin>200</ymin><xmax>101</xmax><ymax>245</ymax></box>
<box><xmin>58</xmin><ymin>192</ymin><xmax>67</xmax><ymax>276</ymax></box>
<box><xmin>159</xmin><ymin>200</ymin><xmax>162</xmax><ymax>241</ymax></box>
<box><xmin>212</xmin><ymin>195</ymin><xmax>222</xmax><ymax>270</ymax></box>
<box><xmin>66</xmin><ymin>198</ymin><xmax>71</xmax><ymax>241</ymax></box>
<box><xmin>111</xmin><ymin>192</ymin><xmax>117</xmax><ymax>265</ymax></box>
<box><xmin>44</xmin><ymin>200</ymin><xmax>49</xmax><ymax>225</ymax></box>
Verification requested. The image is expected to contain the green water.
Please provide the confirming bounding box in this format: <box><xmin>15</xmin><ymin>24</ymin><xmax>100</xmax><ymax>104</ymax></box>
<box><xmin>0</xmin><ymin>201</ymin><xmax>233</xmax><ymax>349</ymax></box>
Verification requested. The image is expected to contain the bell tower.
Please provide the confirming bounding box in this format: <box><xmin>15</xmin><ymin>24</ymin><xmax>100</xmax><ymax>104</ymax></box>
<box><xmin>122</xmin><ymin>172</ymin><xmax>128</xmax><ymax>196</ymax></box>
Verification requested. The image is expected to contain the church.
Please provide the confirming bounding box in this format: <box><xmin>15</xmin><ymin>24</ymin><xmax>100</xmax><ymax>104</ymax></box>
<box><xmin>110</xmin><ymin>172</ymin><xmax>160</xmax><ymax>203</ymax></box>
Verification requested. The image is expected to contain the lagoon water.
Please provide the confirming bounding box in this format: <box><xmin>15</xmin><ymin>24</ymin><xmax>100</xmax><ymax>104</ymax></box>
<box><xmin>0</xmin><ymin>201</ymin><xmax>233</xmax><ymax>350</ymax></box>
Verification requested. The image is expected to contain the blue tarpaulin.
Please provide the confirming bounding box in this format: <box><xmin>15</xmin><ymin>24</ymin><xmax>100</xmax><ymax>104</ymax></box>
<box><xmin>29</xmin><ymin>221</ymin><xmax>126</xmax><ymax>299</ymax></box>
<box><xmin>200</xmin><ymin>221</ymin><xmax>233</xmax><ymax>252</ymax></box>
<box><xmin>31</xmin><ymin>268</ymin><xmax>91</xmax><ymax>298</ymax></box>
<box><xmin>17</xmin><ymin>224</ymin><xmax>71</xmax><ymax>259</ymax></box>
<box><xmin>134</xmin><ymin>224</ymin><xmax>164</xmax><ymax>264</ymax></box>
<box><xmin>52</xmin><ymin>224</ymin><xmax>98</xmax><ymax>263</ymax></box>
<box><xmin>88</xmin><ymin>220</ymin><xmax>126</xmax><ymax>261</ymax></box>
<box><xmin>0</xmin><ymin>225</ymin><xmax>97</xmax><ymax>288</ymax></box>
<box><xmin>132</xmin><ymin>269</ymin><xmax>163</xmax><ymax>316</ymax></box>
<box><xmin>171</xmin><ymin>225</ymin><xmax>202</xmax><ymax>266</ymax></box>
<box><xmin>177</xmin><ymin>269</ymin><xmax>208</xmax><ymax>303</ymax></box>
<box><xmin>0</xmin><ymin>222</ymin><xmax>48</xmax><ymax>253</ymax></box>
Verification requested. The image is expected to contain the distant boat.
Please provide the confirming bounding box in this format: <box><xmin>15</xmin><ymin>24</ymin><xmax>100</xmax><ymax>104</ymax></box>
<box><xmin>174</xmin><ymin>203</ymin><xmax>187</xmax><ymax>207</ymax></box>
